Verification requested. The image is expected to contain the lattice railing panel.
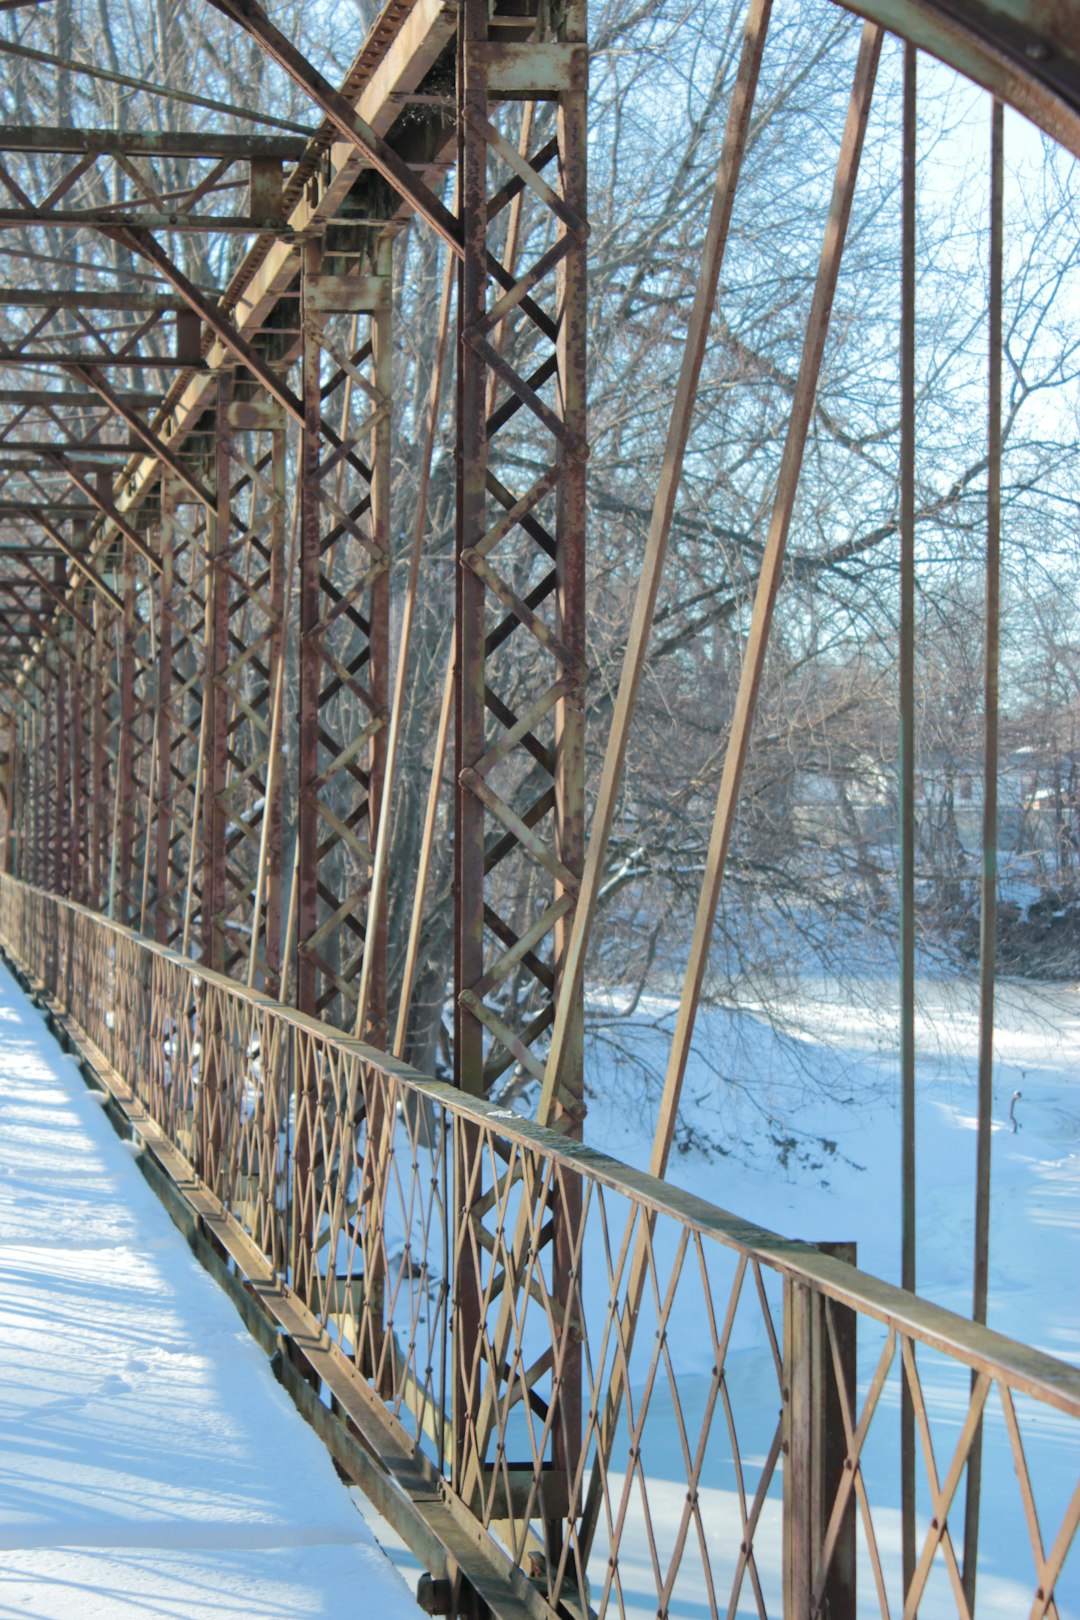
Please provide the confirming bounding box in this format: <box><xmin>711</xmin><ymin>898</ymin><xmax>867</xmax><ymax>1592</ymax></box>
<box><xmin>4</xmin><ymin>877</ymin><xmax>1077</xmax><ymax>1620</ymax></box>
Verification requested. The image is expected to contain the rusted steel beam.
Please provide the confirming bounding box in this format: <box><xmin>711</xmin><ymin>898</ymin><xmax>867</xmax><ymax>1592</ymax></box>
<box><xmin>359</xmin><ymin>232</ymin><xmax>454</xmax><ymax>1045</ymax></box>
<box><xmin>0</xmin><ymin>39</ymin><xmax>315</xmax><ymax>136</ymax></box>
<box><xmin>203</xmin><ymin>0</ymin><xmax>461</xmax><ymax>257</ymax></box>
<box><xmin>113</xmin><ymin>553</ymin><xmax>137</xmax><ymax>923</ymax></box>
<box><xmin>0</xmin><ymin>386</ymin><xmax>157</xmax><ymax>406</ymax></box>
<box><xmin>0</xmin><ymin>208</ymin><xmax>292</xmax><ymax>232</ymax></box>
<box><xmin>651</xmin><ymin>20</ymin><xmax>883</xmax><ymax>1179</ymax></box>
<box><xmin>11</xmin><ymin>510</ymin><xmax>123</xmax><ymax>611</ymax></box>
<box><xmin>110</xmin><ymin>0</ymin><xmax>456</xmax><ymax>538</ymax></box>
<box><xmin>0</xmin><ymin>125</ymin><xmax>309</xmax><ymax>159</ymax></box>
<box><xmin>108</xmin><ymin>226</ymin><xmax>303</xmax><ymax>426</ymax></box>
<box><xmin>244</xmin><ymin>429</ymin><xmax>289</xmax><ymax>997</ymax></box>
<box><xmin>42</xmin><ymin>451</ymin><xmax>162</xmax><ymax>573</ymax></box>
<box><xmin>0</xmin><ymin>502</ymin><xmax>97</xmax><ymax>517</ymax></box>
<box><xmin>53</xmin><ymin>644</ymin><xmax>68</xmax><ymax>895</ymax></box>
<box><xmin>454</xmin><ymin>12</ymin><xmax>589</xmax><ymax>1103</ymax></box>
<box><xmin>359</xmin><ymin>244</ymin><xmax>392</xmax><ymax>1045</ymax></box>
<box><xmin>70</xmin><ymin>616</ymin><xmax>89</xmax><ymax>902</ymax></box>
<box><xmin>452</xmin><ymin>0</ymin><xmax>588</xmax><ymax>1553</ymax></box>
<box><xmin>0</xmin><ymin>290</ymin><xmax>183</xmax><ymax>311</ymax></box>
<box><xmin>0</xmin><ymin>353</ymin><xmax>203</xmax><ymax>369</ymax></box>
<box><xmin>153</xmin><ymin>482</ymin><xmax>176</xmax><ymax>944</ymax></box>
<box><xmin>17</xmin><ymin>554</ymin><xmax>94</xmax><ymax>635</ymax></box>
<box><xmin>841</xmin><ymin>0</ymin><xmax>1080</xmax><ymax>156</ymax></box>
<box><xmin>296</xmin><ymin>246</ymin><xmax>390</xmax><ymax>1029</ymax></box>
<box><xmin>65</xmin><ymin>363</ymin><xmax>214</xmax><ymax>507</ymax></box>
<box><xmin>296</xmin><ymin>245</ymin><xmax>320</xmax><ymax>1020</ymax></box>
<box><xmin>899</xmin><ymin>38</ymin><xmax>918</xmax><ymax>1604</ymax></box>
<box><xmin>963</xmin><ymin>94</ymin><xmax>1004</xmax><ymax>1617</ymax></box>
<box><xmin>212</xmin><ymin>391</ymin><xmax>286</xmax><ymax>988</ymax></box>
<box><xmin>0</xmin><ymin>457</ymin><xmax>132</xmax><ymax>472</ymax></box>
<box><xmin>154</xmin><ymin>490</ymin><xmax>208</xmax><ymax>952</ymax></box>
<box><xmin>0</xmin><ymin>438</ymin><xmax>139</xmax><ymax>453</ymax></box>
<box><xmin>41</xmin><ymin>664</ymin><xmax>53</xmax><ymax>889</ymax></box>
<box><xmin>202</xmin><ymin>372</ymin><xmax>232</xmax><ymax>975</ymax></box>
<box><xmin>539</xmin><ymin>0</ymin><xmax>770</xmax><ymax>1126</ymax></box>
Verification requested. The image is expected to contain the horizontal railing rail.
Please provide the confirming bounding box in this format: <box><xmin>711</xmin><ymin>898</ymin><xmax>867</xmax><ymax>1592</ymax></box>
<box><xmin>2</xmin><ymin>872</ymin><xmax>1076</xmax><ymax>1620</ymax></box>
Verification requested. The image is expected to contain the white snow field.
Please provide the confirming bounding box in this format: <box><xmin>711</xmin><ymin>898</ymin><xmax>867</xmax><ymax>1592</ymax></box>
<box><xmin>582</xmin><ymin>974</ymin><xmax>1080</xmax><ymax>1617</ymax></box>
<box><xmin>0</xmin><ymin>962</ymin><xmax>417</xmax><ymax>1619</ymax></box>
<box><xmin>0</xmin><ymin>938</ymin><xmax>1076</xmax><ymax>1619</ymax></box>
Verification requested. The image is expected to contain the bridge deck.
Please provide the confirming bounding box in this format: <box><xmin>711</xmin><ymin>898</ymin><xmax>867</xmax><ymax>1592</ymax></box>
<box><xmin>0</xmin><ymin>961</ymin><xmax>416</xmax><ymax>1619</ymax></box>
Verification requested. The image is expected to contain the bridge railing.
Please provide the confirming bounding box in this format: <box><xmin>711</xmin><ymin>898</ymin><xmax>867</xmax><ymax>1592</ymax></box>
<box><xmin>1</xmin><ymin>872</ymin><xmax>1076</xmax><ymax>1620</ymax></box>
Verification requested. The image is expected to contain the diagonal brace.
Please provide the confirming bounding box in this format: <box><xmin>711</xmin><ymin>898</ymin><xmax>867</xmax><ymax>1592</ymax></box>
<box><xmin>103</xmin><ymin>224</ymin><xmax>305</xmax><ymax>426</ymax></box>
<box><xmin>65</xmin><ymin>362</ymin><xmax>215</xmax><ymax>508</ymax></box>
<box><xmin>202</xmin><ymin>0</ymin><xmax>462</xmax><ymax>257</ymax></box>
<box><xmin>42</xmin><ymin>451</ymin><xmax>161</xmax><ymax>574</ymax></box>
<box><xmin>15</xmin><ymin>510</ymin><xmax>123</xmax><ymax>611</ymax></box>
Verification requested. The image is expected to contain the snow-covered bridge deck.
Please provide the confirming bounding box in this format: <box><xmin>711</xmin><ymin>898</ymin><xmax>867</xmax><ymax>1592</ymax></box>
<box><xmin>0</xmin><ymin>961</ymin><xmax>417</xmax><ymax>1620</ymax></box>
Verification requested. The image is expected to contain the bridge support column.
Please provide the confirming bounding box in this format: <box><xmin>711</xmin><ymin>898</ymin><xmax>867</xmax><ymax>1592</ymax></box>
<box><xmin>296</xmin><ymin>233</ymin><xmax>391</xmax><ymax>1034</ymax></box>
<box><xmin>70</xmin><ymin>609</ymin><xmax>87</xmax><ymax>904</ymax></box>
<box><xmin>783</xmin><ymin>1246</ymin><xmax>857</xmax><ymax>1620</ymax></box>
<box><xmin>453</xmin><ymin>0</ymin><xmax>588</xmax><ymax>1560</ymax></box>
<box><xmin>293</xmin><ymin>227</ymin><xmax>392</xmax><ymax>1314</ymax></box>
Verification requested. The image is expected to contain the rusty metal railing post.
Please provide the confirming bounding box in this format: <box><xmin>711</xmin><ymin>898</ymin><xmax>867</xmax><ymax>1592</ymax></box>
<box><xmin>784</xmin><ymin>1248</ymin><xmax>857</xmax><ymax>1620</ymax></box>
<box><xmin>784</xmin><ymin>1276</ymin><xmax>814</xmax><ymax>1619</ymax></box>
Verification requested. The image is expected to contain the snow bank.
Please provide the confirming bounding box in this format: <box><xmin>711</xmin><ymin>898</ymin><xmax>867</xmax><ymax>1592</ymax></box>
<box><xmin>0</xmin><ymin>963</ymin><xmax>416</xmax><ymax>1619</ymax></box>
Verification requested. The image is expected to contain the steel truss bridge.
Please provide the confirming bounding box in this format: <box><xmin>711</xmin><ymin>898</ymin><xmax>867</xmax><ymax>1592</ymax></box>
<box><xmin>0</xmin><ymin>0</ymin><xmax>1076</xmax><ymax>1615</ymax></box>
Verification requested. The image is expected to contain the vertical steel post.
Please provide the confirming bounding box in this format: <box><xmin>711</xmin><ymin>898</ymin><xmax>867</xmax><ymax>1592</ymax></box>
<box><xmin>115</xmin><ymin>549</ymin><xmax>137</xmax><ymax>922</ymax></box>
<box><xmin>195</xmin><ymin>375</ymin><xmax>234</xmax><ymax>1195</ymax></box>
<box><xmin>783</xmin><ymin>1253</ymin><xmax>857</xmax><ymax>1620</ymax></box>
<box><xmin>454</xmin><ymin>13</ymin><xmax>487</xmax><ymax>1101</ymax></box>
<box><xmin>70</xmin><ymin>619</ymin><xmax>86</xmax><ymax>902</ymax></box>
<box><xmin>551</xmin><ymin>0</ymin><xmax>588</xmax><ymax>1513</ymax></box>
<box><xmin>296</xmin><ymin>235</ymin><xmax>391</xmax><ymax>1027</ymax></box>
<box><xmin>645</xmin><ymin>23</ymin><xmax>882</xmax><ymax>1181</ymax></box>
<box><xmin>783</xmin><ymin>1277</ymin><xmax>814</xmax><ymax>1620</ymax></box>
<box><xmin>293</xmin><ymin>239</ymin><xmax>325</xmax><ymax>1306</ymax></box>
<box><xmin>363</xmin><ymin>234</ymin><xmax>391</xmax><ymax>1045</ymax></box>
<box><xmin>297</xmin><ymin>240</ymin><xmax>321</xmax><ymax>1019</ymax></box>
<box><xmin>262</xmin><ymin>416</ymin><xmax>286</xmax><ymax>995</ymax></box>
<box><xmin>899</xmin><ymin>39</ymin><xmax>918</xmax><ymax>1602</ymax></box>
<box><xmin>453</xmin><ymin>0</ymin><xmax>589</xmax><ymax>1542</ymax></box>
<box><xmin>204</xmin><ymin>371</ymin><xmax>233</xmax><ymax>975</ymax></box>
<box><xmin>539</xmin><ymin>0</ymin><xmax>772</xmax><ymax>1123</ymax></box>
<box><xmin>53</xmin><ymin>644</ymin><xmax>67</xmax><ymax>895</ymax></box>
<box><xmin>31</xmin><ymin>697</ymin><xmax>42</xmax><ymax>887</ymax></box>
<box><xmin>41</xmin><ymin>661</ymin><xmax>53</xmax><ymax>891</ymax></box>
<box><xmin>155</xmin><ymin>477</ymin><xmax>177</xmax><ymax>945</ymax></box>
<box><xmin>963</xmin><ymin>95</ymin><xmax>1004</xmax><ymax>1613</ymax></box>
<box><xmin>89</xmin><ymin>602</ymin><xmax>104</xmax><ymax>908</ymax></box>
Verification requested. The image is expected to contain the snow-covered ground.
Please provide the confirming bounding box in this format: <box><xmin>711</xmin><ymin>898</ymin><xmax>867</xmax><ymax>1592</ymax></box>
<box><xmin>585</xmin><ymin>973</ymin><xmax>1080</xmax><ymax>1356</ymax></box>
<box><xmin>580</xmin><ymin>973</ymin><xmax>1080</xmax><ymax>1617</ymax></box>
<box><xmin>1</xmin><ymin>938</ymin><xmax>1075</xmax><ymax>1618</ymax></box>
<box><xmin>0</xmin><ymin>963</ymin><xmax>418</xmax><ymax>1620</ymax></box>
